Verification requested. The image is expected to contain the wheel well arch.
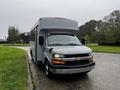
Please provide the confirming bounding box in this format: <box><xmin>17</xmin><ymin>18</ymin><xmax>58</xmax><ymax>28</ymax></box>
<box><xmin>44</xmin><ymin>57</ymin><xmax>49</xmax><ymax>64</ymax></box>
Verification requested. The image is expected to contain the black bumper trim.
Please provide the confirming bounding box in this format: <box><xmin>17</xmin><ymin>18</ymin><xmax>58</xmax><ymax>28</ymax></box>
<box><xmin>49</xmin><ymin>61</ymin><xmax>95</xmax><ymax>69</ymax></box>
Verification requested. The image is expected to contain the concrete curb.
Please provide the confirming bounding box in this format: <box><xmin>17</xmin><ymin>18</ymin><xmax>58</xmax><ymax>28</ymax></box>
<box><xmin>26</xmin><ymin>53</ymin><xmax>34</xmax><ymax>90</ymax></box>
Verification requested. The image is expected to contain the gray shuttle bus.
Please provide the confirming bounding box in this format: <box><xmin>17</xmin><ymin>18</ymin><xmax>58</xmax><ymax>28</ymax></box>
<box><xmin>30</xmin><ymin>17</ymin><xmax>95</xmax><ymax>78</ymax></box>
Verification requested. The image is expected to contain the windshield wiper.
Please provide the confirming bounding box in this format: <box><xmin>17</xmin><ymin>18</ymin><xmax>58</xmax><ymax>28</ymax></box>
<box><xmin>65</xmin><ymin>43</ymin><xmax>81</xmax><ymax>46</ymax></box>
<box><xmin>49</xmin><ymin>43</ymin><xmax>64</xmax><ymax>46</ymax></box>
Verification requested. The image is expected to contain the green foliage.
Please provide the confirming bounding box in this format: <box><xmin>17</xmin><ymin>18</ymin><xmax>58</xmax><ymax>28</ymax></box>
<box><xmin>79</xmin><ymin>20</ymin><xmax>98</xmax><ymax>37</ymax></box>
<box><xmin>0</xmin><ymin>46</ymin><xmax>28</xmax><ymax>90</ymax></box>
<box><xmin>83</xmin><ymin>34</ymin><xmax>90</xmax><ymax>44</ymax></box>
<box><xmin>79</xmin><ymin>10</ymin><xmax>120</xmax><ymax>45</ymax></box>
<box><xmin>97</xmin><ymin>10</ymin><xmax>120</xmax><ymax>45</ymax></box>
<box><xmin>0</xmin><ymin>43</ymin><xmax>30</xmax><ymax>46</ymax></box>
<box><xmin>7</xmin><ymin>26</ymin><xmax>20</xmax><ymax>43</ymax></box>
<box><xmin>79</xmin><ymin>20</ymin><xmax>100</xmax><ymax>43</ymax></box>
<box><xmin>19</xmin><ymin>32</ymin><xmax>30</xmax><ymax>43</ymax></box>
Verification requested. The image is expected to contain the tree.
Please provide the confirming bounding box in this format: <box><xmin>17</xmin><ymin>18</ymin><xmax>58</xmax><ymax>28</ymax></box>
<box><xmin>78</xmin><ymin>20</ymin><xmax>99</xmax><ymax>43</ymax></box>
<box><xmin>7</xmin><ymin>26</ymin><xmax>20</xmax><ymax>43</ymax></box>
<box><xmin>79</xmin><ymin>10</ymin><xmax>120</xmax><ymax>45</ymax></box>
<box><xmin>19</xmin><ymin>32</ymin><xmax>30</xmax><ymax>43</ymax></box>
<box><xmin>97</xmin><ymin>10</ymin><xmax>120</xmax><ymax>45</ymax></box>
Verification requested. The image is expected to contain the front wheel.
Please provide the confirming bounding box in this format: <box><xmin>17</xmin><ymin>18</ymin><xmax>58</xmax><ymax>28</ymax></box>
<box><xmin>44</xmin><ymin>62</ymin><xmax>53</xmax><ymax>78</ymax></box>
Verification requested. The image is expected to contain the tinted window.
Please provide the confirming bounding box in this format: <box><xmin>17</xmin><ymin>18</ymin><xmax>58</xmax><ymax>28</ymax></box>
<box><xmin>30</xmin><ymin>29</ymin><xmax>35</xmax><ymax>41</ymax></box>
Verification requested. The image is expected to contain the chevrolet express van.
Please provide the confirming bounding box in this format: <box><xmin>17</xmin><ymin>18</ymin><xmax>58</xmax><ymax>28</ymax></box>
<box><xmin>30</xmin><ymin>17</ymin><xmax>95</xmax><ymax>78</ymax></box>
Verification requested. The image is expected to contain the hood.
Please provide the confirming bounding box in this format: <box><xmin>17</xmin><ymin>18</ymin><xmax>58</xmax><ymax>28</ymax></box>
<box><xmin>47</xmin><ymin>46</ymin><xmax>92</xmax><ymax>54</ymax></box>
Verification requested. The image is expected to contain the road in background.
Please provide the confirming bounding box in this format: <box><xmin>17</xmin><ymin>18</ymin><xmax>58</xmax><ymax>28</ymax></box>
<box><xmin>19</xmin><ymin>47</ymin><xmax>120</xmax><ymax>90</ymax></box>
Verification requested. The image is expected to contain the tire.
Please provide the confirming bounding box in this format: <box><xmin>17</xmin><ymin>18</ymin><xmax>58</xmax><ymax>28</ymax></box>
<box><xmin>30</xmin><ymin>50</ymin><xmax>33</xmax><ymax>61</ymax></box>
<box><xmin>30</xmin><ymin>50</ymin><xmax>37</xmax><ymax>64</ymax></box>
<box><xmin>44</xmin><ymin>62</ymin><xmax>53</xmax><ymax>78</ymax></box>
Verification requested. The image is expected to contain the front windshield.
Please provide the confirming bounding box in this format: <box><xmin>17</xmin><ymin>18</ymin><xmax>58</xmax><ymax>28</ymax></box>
<box><xmin>47</xmin><ymin>34</ymin><xmax>82</xmax><ymax>46</ymax></box>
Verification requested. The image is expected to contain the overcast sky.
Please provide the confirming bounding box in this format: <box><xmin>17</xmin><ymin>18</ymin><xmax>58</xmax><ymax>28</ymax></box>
<box><xmin>0</xmin><ymin>0</ymin><xmax>120</xmax><ymax>39</ymax></box>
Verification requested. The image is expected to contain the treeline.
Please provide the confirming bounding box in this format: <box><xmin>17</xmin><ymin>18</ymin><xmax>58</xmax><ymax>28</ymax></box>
<box><xmin>7</xmin><ymin>26</ymin><xmax>30</xmax><ymax>44</ymax></box>
<box><xmin>6</xmin><ymin>10</ymin><xmax>120</xmax><ymax>45</ymax></box>
<box><xmin>78</xmin><ymin>10</ymin><xmax>120</xmax><ymax>46</ymax></box>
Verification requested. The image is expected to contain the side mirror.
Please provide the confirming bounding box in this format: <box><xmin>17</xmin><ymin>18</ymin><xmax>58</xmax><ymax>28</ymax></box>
<box><xmin>49</xmin><ymin>48</ymin><xmax>53</xmax><ymax>53</ymax></box>
<box><xmin>81</xmin><ymin>38</ymin><xmax>85</xmax><ymax>45</ymax></box>
<box><xmin>39</xmin><ymin>36</ymin><xmax>44</xmax><ymax>45</ymax></box>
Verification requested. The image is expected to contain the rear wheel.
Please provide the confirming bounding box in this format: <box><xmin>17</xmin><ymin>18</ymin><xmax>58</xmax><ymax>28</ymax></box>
<box><xmin>30</xmin><ymin>50</ymin><xmax>34</xmax><ymax>61</ymax></box>
<box><xmin>30</xmin><ymin>50</ymin><xmax>38</xmax><ymax>64</ymax></box>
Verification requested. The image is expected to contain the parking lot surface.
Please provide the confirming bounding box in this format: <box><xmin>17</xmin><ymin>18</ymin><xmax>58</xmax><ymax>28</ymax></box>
<box><xmin>20</xmin><ymin>47</ymin><xmax>120</xmax><ymax>90</ymax></box>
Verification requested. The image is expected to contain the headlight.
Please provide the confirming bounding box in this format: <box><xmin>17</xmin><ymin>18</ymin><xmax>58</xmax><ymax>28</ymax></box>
<box><xmin>89</xmin><ymin>52</ymin><xmax>93</xmax><ymax>56</ymax></box>
<box><xmin>54</xmin><ymin>54</ymin><xmax>60</xmax><ymax>58</ymax></box>
<box><xmin>53</xmin><ymin>54</ymin><xmax>64</xmax><ymax>58</ymax></box>
<box><xmin>52</xmin><ymin>54</ymin><xmax>65</xmax><ymax>64</ymax></box>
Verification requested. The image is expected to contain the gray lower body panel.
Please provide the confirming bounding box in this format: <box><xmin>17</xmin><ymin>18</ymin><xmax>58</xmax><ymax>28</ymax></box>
<box><xmin>50</xmin><ymin>64</ymin><xmax>95</xmax><ymax>74</ymax></box>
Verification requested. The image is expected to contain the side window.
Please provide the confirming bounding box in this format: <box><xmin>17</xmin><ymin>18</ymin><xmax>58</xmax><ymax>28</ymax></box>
<box><xmin>30</xmin><ymin>25</ymin><xmax>38</xmax><ymax>41</ymax></box>
<box><xmin>30</xmin><ymin>29</ymin><xmax>35</xmax><ymax>41</ymax></box>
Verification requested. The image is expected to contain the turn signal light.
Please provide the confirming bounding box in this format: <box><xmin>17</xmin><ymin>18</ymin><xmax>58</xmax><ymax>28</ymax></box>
<box><xmin>89</xmin><ymin>56</ymin><xmax>93</xmax><ymax>61</ymax></box>
<box><xmin>52</xmin><ymin>59</ymin><xmax>65</xmax><ymax>65</ymax></box>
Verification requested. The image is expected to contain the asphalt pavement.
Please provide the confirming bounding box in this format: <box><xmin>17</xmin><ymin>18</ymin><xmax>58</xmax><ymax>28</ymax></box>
<box><xmin>19</xmin><ymin>47</ymin><xmax>120</xmax><ymax>90</ymax></box>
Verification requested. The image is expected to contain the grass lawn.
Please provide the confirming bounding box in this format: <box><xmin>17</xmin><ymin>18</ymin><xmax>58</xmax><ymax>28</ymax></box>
<box><xmin>0</xmin><ymin>43</ymin><xmax>30</xmax><ymax>47</ymax></box>
<box><xmin>0</xmin><ymin>46</ymin><xmax>28</xmax><ymax>90</ymax></box>
<box><xmin>87</xmin><ymin>44</ymin><xmax>120</xmax><ymax>53</ymax></box>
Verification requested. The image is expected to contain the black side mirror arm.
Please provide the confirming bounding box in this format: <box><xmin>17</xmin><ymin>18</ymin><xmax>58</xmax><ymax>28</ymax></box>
<box><xmin>49</xmin><ymin>48</ymin><xmax>53</xmax><ymax>53</ymax></box>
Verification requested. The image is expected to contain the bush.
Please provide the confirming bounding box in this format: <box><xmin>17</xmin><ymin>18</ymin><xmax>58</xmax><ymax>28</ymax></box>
<box><xmin>98</xmin><ymin>41</ymin><xmax>120</xmax><ymax>46</ymax></box>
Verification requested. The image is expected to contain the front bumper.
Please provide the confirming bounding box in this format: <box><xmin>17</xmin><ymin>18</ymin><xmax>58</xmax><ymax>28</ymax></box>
<box><xmin>49</xmin><ymin>61</ymin><xmax>95</xmax><ymax>74</ymax></box>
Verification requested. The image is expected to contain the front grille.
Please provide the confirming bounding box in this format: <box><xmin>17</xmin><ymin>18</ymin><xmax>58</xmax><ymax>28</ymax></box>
<box><xmin>65</xmin><ymin>59</ymin><xmax>90</xmax><ymax>65</ymax></box>
<box><xmin>64</xmin><ymin>53</ymin><xmax>89</xmax><ymax>58</ymax></box>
